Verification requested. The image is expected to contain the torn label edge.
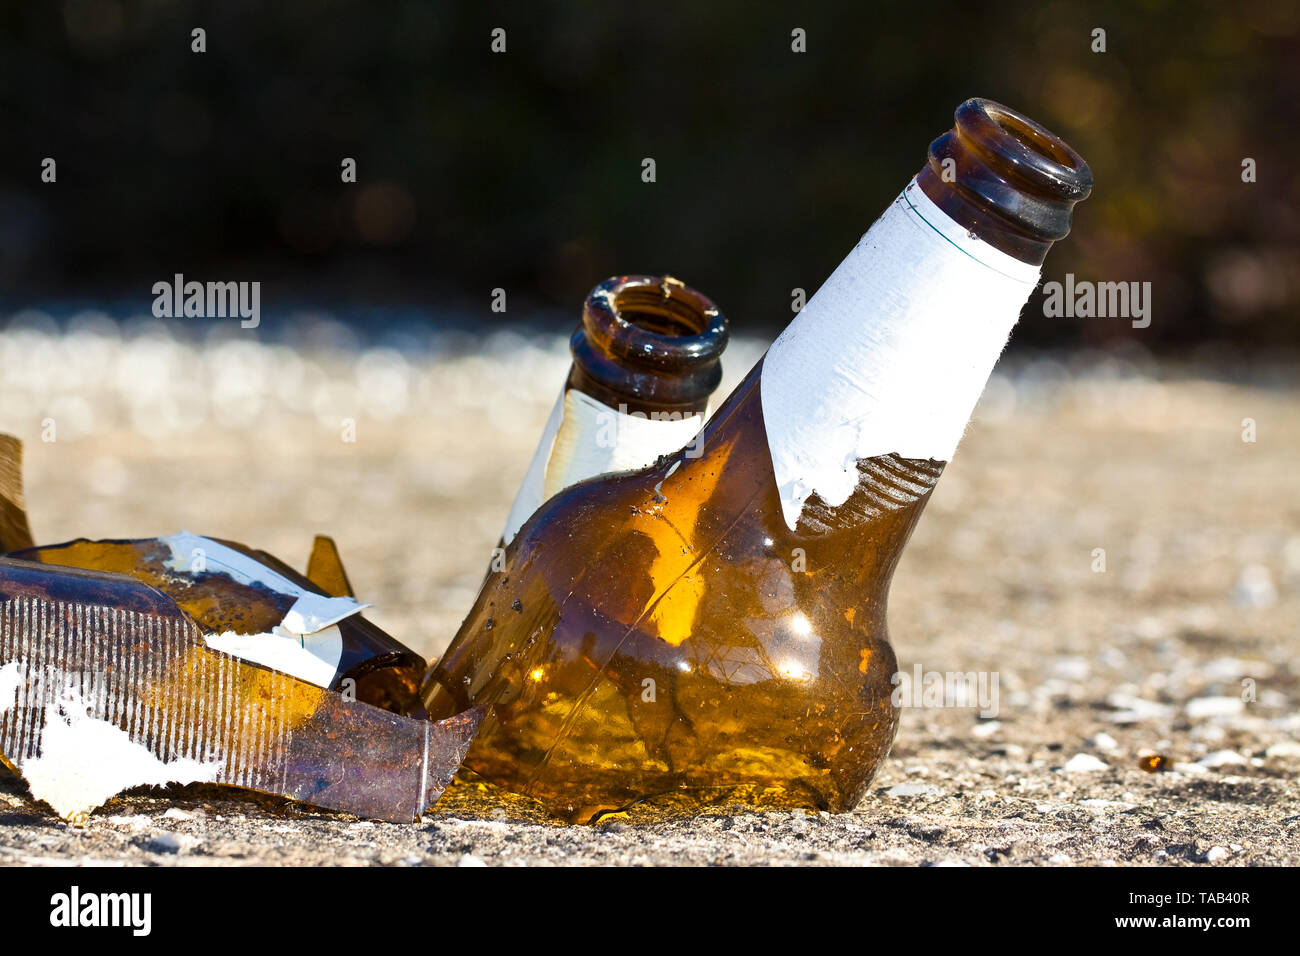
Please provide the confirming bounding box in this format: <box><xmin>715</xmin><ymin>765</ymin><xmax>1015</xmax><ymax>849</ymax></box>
<box><xmin>160</xmin><ymin>531</ymin><xmax>369</xmax><ymax>635</ymax></box>
<box><xmin>160</xmin><ymin>532</ymin><xmax>362</xmax><ymax>686</ymax></box>
<box><xmin>759</xmin><ymin>178</ymin><xmax>1040</xmax><ymax>530</ymax></box>
<box><xmin>19</xmin><ymin>681</ymin><xmax>222</xmax><ymax>821</ymax></box>
<box><xmin>501</xmin><ymin>386</ymin><xmax>706</xmax><ymax>544</ymax></box>
<box><xmin>0</xmin><ymin>660</ymin><xmax>20</xmax><ymax>713</ymax></box>
<box><xmin>204</xmin><ymin>625</ymin><xmax>344</xmax><ymax>690</ymax></box>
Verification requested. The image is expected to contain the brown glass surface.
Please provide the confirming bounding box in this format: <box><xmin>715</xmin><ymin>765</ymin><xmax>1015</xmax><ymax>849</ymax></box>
<box><xmin>0</xmin><ymin>436</ymin><xmax>34</xmax><ymax>553</ymax></box>
<box><xmin>567</xmin><ymin>274</ymin><xmax>728</xmax><ymax>417</ymax></box>
<box><xmin>917</xmin><ymin>98</ymin><xmax>1092</xmax><ymax>264</ymax></box>
<box><xmin>423</xmin><ymin>97</ymin><xmax>1091</xmax><ymax>823</ymax></box>
<box><xmin>0</xmin><ymin>557</ymin><xmax>478</xmax><ymax>822</ymax></box>
<box><xmin>7</xmin><ymin>536</ymin><xmax>426</xmax><ymax>715</ymax></box>
<box><xmin>425</xmin><ymin>364</ymin><xmax>942</xmax><ymax>821</ymax></box>
<box><xmin>305</xmin><ymin>534</ymin><xmax>355</xmax><ymax>597</ymax></box>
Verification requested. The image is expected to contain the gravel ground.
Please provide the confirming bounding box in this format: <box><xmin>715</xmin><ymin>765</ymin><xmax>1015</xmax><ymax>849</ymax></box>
<box><xmin>0</xmin><ymin>315</ymin><xmax>1297</xmax><ymax>865</ymax></box>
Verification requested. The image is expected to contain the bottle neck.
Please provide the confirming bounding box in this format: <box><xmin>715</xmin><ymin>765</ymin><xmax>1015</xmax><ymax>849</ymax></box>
<box><xmin>719</xmin><ymin>98</ymin><xmax>1092</xmax><ymax>533</ymax></box>
<box><xmin>500</xmin><ymin>275</ymin><xmax>729</xmax><ymax>545</ymax></box>
<box><xmin>755</xmin><ymin>177</ymin><xmax>1042</xmax><ymax>531</ymax></box>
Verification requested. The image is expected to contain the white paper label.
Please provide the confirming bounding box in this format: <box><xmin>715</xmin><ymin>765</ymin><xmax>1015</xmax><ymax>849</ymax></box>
<box><xmin>501</xmin><ymin>387</ymin><xmax>705</xmax><ymax>543</ymax></box>
<box><xmin>0</xmin><ymin>660</ymin><xmax>21</xmax><ymax>713</ymax></box>
<box><xmin>21</xmin><ymin>681</ymin><xmax>221</xmax><ymax>821</ymax></box>
<box><xmin>760</xmin><ymin>179</ymin><xmax>1041</xmax><ymax>530</ymax></box>
<box><xmin>204</xmin><ymin>625</ymin><xmax>344</xmax><ymax>690</ymax></box>
<box><xmin>160</xmin><ymin>532</ymin><xmax>366</xmax><ymax>685</ymax></box>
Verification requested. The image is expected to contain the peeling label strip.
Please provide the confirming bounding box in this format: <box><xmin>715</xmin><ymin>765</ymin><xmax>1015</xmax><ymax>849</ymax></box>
<box><xmin>160</xmin><ymin>532</ymin><xmax>365</xmax><ymax>686</ymax></box>
<box><xmin>501</xmin><ymin>387</ymin><xmax>705</xmax><ymax>544</ymax></box>
<box><xmin>760</xmin><ymin>178</ymin><xmax>1041</xmax><ymax>530</ymax></box>
<box><xmin>160</xmin><ymin>532</ymin><xmax>368</xmax><ymax>634</ymax></box>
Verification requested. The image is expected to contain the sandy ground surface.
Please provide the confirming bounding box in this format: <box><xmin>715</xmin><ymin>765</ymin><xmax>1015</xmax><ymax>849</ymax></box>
<box><xmin>0</xmin><ymin>317</ymin><xmax>1297</xmax><ymax>865</ymax></box>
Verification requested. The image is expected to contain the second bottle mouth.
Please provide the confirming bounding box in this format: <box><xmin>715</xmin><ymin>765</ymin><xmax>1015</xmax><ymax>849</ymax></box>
<box><xmin>584</xmin><ymin>275</ymin><xmax>729</xmax><ymax>366</ymax></box>
<box><xmin>570</xmin><ymin>275</ymin><xmax>729</xmax><ymax>414</ymax></box>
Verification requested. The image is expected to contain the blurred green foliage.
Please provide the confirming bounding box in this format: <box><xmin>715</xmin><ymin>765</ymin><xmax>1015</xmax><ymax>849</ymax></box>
<box><xmin>0</xmin><ymin>0</ymin><xmax>1296</xmax><ymax>349</ymax></box>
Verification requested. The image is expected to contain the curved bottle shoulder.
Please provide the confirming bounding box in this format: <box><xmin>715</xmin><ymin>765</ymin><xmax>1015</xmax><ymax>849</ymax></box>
<box><xmin>434</xmin><ymin>367</ymin><xmax>942</xmax><ymax>714</ymax></box>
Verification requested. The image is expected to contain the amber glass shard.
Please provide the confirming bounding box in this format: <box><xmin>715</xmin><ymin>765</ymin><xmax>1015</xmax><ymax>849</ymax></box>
<box><xmin>0</xmin><ymin>436</ymin><xmax>35</xmax><ymax>553</ymax></box>
<box><xmin>0</xmin><ymin>557</ymin><xmax>481</xmax><ymax>822</ymax></box>
<box><xmin>306</xmin><ymin>534</ymin><xmax>355</xmax><ymax>598</ymax></box>
<box><xmin>8</xmin><ymin>535</ymin><xmax>425</xmax><ymax>715</ymax></box>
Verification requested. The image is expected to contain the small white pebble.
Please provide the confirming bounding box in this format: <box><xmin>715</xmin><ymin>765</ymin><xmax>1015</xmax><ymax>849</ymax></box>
<box><xmin>1078</xmin><ymin>799</ymin><xmax>1135</xmax><ymax>811</ymax></box>
<box><xmin>1089</xmin><ymin>732</ymin><xmax>1119</xmax><ymax>751</ymax></box>
<box><xmin>1265</xmin><ymin>740</ymin><xmax>1300</xmax><ymax>759</ymax></box>
<box><xmin>162</xmin><ymin>808</ymin><xmax>195</xmax><ymax>821</ymax></box>
<box><xmin>886</xmin><ymin>782</ymin><xmax>942</xmax><ymax>798</ymax></box>
<box><xmin>1048</xmin><ymin>853</ymin><xmax>1071</xmax><ymax>865</ymax></box>
<box><xmin>1060</xmin><ymin>753</ymin><xmax>1108</xmax><ymax>773</ymax></box>
<box><xmin>1053</xmin><ymin>657</ymin><xmax>1090</xmax><ymax>681</ymax></box>
<box><xmin>457</xmin><ymin>853</ymin><xmax>487</xmax><ymax>867</ymax></box>
<box><xmin>1097</xmin><ymin>648</ymin><xmax>1127</xmax><ymax>669</ymax></box>
<box><xmin>1198</xmin><ymin>750</ymin><xmax>1247</xmax><ymax>768</ymax></box>
<box><xmin>1134</xmin><ymin>616</ymin><xmax>1169</xmax><ymax>640</ymax></box>
<box><xmin>1232</xmin><ymin>565</ymin><xmax>1276</xmax><ymax>607</ymax></box>
<box><xmin>971</xmin><ymin>720</ymin><xmax>1002</xmax><ymax>739</ymax></box>
<box><xmin>106</xmin><ymin>815</ymin><xmax>151</xmax><ymax>832</ymax></box>
<box><xmin>1186</xmin><ymin>696</ymin><xmax>1245</xmax><ymax>719</ymax></box>
<box><xmin>1191</xmin><ymin>723</ymin><xmax>1227</xmax><ymax>742</ymax></box>
<box><xmin>1107</xmin><ymin>694</ymin><xmax>1173</xmax><ymax>723</ymax></box>
<box><xmin>1203</xmin><ymin>657</ymin><xmax>1272</xmax><ymax>682</ymax></box>
<box><xmin>1205</xmin><ymin>846</ymin><xmax>1229</xmax><ymax>863</ymax></box>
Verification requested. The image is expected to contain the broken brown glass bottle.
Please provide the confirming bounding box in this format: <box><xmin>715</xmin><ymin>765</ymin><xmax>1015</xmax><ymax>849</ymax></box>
<box><xmin>500</xmin><ymin>274</ymin><xmax>728</xmax><ymax>545</ymax></box>
<box><xmin>0</xmin><ymin>434</ymin><xmax>426</xmax><ymax>715</ymax></box>
<box><xmin>0</xmin><ymin>556</ymin><xmax>480</xmax><ymax>823</ymax></box>
<box><xmin>422</xmin><ymin>98</ymin><xmax>1093</xmax><ymax>821</ymax></box>
<box><xmin>9</xmin><ymin>533</ymin><xmax>427</xmax><ymax>715</ymax></box>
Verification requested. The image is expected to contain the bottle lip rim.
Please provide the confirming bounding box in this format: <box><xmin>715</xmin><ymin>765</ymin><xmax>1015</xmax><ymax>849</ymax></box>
<box><xmin>955</xmin><ymin>98</ymin><xmax>1093</xmax><ymax>201</ymax></box>
<box><xmin>583</xmin><ymin>274</ymin><xmax>729</xmax><ymax>368</ymax></box>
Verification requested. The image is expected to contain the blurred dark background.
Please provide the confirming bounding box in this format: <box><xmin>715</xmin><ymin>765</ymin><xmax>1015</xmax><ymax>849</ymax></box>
<box><xmin>1</xmin><ymin>0</ymin><xmax>1297</xmax><ymax>350</ymax></box>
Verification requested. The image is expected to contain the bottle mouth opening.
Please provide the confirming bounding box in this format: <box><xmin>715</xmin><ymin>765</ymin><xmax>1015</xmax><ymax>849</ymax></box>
<box><xmin>963</xmin><ymin>99</ymin><xmax>1093</xmax><ymax>200</ymax></box>
<box><xmin>584</xmin><ymin>275</ymin><xmax>729</xmax><ymax>368</ymax></box>
<box><xmin>616</xmin><ymin>283</ymin><xmax>710</xmax><ymax>337</ymax></box>
<box><xmin>922</xmin><ymin>97</ymin><xmax>1093</xmax><ymax>251</ymax></box>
